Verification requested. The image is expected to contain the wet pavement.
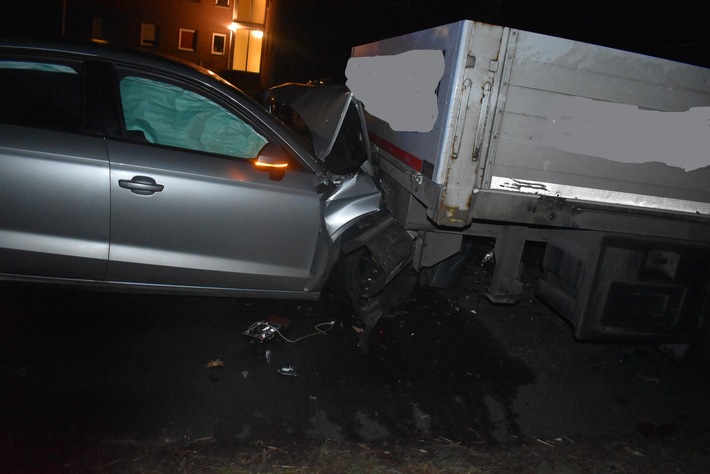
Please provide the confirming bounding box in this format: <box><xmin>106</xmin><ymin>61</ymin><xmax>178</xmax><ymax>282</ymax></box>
<box><xmin>1</xmin><ymin>244</ymin><xmax>710</xmax><ymax>469</ymax></box>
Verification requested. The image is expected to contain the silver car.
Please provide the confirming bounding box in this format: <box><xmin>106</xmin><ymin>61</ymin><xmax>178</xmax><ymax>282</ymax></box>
<box><xmin>0</xmin><ymin>40</ymin><xmax>412</xmax><ymax>306</ymax></box>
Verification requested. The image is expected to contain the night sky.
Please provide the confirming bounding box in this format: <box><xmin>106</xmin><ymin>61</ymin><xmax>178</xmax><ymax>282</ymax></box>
<box><xmin>273</xmin><ymin>0</ymin><xmax>710</xmax><ymax>82</ymax></box>
<box><xmin>2</xmin><ymin>0</ymin><xmax>709</xmax><ymax>83</ymax></box>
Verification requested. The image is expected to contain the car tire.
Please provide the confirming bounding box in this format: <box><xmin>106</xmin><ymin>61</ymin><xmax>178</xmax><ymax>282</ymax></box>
<box><xmin>344</xmin><ymin>247</ymin><xmax>418</xmax><ymax>320</ymax></box>
<box><xmin>343</xmin><ymin>248</ymin><xmax>381</xmax><ymax>307</ymax></box>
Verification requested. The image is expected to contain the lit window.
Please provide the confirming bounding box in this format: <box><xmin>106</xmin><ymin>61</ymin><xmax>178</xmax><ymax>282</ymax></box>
<box><xmin>236</xmin><ymin>0</ymin><xmax>266</xmax><ymax>24</ymax></box>
<box><xmin>229</xmin><ymin>0</ymin><xmax>266</xmax><ymax>72</ymax></box>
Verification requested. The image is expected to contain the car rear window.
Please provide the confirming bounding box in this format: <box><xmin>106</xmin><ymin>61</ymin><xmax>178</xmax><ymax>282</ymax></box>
<box><xmin>0</xmin><ymin>60</ymin><xmax>82</xmax><ymax>131</ymax></box>
<box><xmin>119</xmin><ymin>75</ymin><xmax>267</xmax><ymax>158</ymax></box>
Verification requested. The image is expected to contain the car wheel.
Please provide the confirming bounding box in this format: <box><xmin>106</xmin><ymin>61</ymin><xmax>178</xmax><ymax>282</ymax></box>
<box><xmin>343</xmin><ymin>248</ymin><xmax>382</xmax><ymax>308</ymax></box>
<box><xmin>345</xmin><ymin>247</ymin><xmax>418</xmax><ymax>318</ymax></box>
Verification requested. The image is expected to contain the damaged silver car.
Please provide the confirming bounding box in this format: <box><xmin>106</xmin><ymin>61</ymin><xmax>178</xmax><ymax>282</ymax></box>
<box><xmin>0</xmin><ymin>40</ymin><xmax>412</xmax><ymax>312</ymax></box>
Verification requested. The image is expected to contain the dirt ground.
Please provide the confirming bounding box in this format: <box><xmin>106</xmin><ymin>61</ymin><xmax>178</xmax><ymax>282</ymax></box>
<box><xmin>1</xmin><ymin>242</ymin><xmax>709</xmax><ymax>472</ymax></box>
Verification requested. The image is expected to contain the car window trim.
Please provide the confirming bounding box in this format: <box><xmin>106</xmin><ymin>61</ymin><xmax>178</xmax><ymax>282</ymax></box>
<box><xmin>0</xmin><ymin>53</ymin><xmax>87</xmax><ymax>134</ymax></box>
<box><xmin>110</xmin><ymin>65</ymin><xmax>317</xmax><ymax>172</ymax></box>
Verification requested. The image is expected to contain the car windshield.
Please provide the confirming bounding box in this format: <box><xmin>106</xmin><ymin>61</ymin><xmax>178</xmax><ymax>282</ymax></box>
<box><xmin>266</xmin><ymin>84</ymin><xmax>369</xmax><ymax>175</ymax></box>
<box><xmin>269</xmin><ymin>101</ymin><xmax>315</xmax><ymax>154</ymax></box>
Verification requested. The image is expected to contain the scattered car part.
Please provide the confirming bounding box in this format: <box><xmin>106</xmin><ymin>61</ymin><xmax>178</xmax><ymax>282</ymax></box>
<box><xmin>278</xmin><ymin>366</ymin><xmax>297</xmax><ymax>377</ymax></box>
<box><xmin>242</xmin><ymin>321</ymin><xmax>281</xmax><ymax>344</ymax></box>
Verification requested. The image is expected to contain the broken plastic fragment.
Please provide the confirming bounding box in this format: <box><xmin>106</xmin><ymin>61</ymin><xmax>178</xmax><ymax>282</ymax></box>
<box><xmin>278</xmin><ymin>366</ymin><xmax>297</xmax><ymax>377</ymax></box>
<box><xmin>481</xmin><ymin>250</ymin><xmax>495</xmax><ymax>267</ymax></box>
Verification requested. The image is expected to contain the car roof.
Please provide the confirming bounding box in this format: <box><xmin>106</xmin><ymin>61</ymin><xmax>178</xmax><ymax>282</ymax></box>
<box><xmin>0</xmin><ymin>38</ymin><xmax>228</xmax><ymax>87</ymax></box>
<box><xmin>0</xmin><ymin>38</ymin><xmax>327</xmax><ymax>176</ymax></box>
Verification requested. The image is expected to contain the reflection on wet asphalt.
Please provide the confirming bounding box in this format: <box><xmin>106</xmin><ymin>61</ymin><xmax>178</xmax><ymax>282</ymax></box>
<box><xmin>1</xmin><ymin>253</ymin><xmax>710</xmax><ymax>458</ymax></box>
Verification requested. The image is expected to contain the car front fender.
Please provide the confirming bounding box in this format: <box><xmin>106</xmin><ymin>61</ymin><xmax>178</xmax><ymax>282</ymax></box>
<box><xmin>324</xmin><ymin>172</ymin><xmax>382</xmax><ymax>241</ymax></box>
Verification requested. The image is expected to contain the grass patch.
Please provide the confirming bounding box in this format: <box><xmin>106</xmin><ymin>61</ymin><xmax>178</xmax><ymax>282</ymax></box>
<box><xmin>4</xmin><ymin>434</ymin><xmax>710</xmax><ymax>473</ymax></box>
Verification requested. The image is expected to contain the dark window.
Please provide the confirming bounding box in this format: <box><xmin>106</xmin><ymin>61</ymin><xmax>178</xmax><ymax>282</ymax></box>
<box><xmin>269</xmin><ymin>102</ymin><xmax>315</xmax><ymax>153</ymax></box>
<box><xmin>268</xmin><ymin>98</ymin><xmax>368</xmax><ymax>174</ymax></box>
<box><xmin>141</xmin><ymin>23</ymin><xmax>159</xmax><ymax>46</ymax></box>
<box><xmin>325</xmin><ymin>103</ymin><xmax>369</xmax><ymax>174</ymax></box>
<box><xmin>0</xmin><ymin>61</ymin><xmax>83</xmax><ymax>132</ymax></box>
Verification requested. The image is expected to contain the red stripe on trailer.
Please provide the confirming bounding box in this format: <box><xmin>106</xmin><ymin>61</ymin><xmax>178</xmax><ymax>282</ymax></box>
<box><xmin>369</xmin><ymin>133</ymin><xmax>423</xmax><ymax>172</ymax></box>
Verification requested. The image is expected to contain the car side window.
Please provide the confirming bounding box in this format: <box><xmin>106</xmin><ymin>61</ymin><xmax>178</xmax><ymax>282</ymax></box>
<box><xmin>119</xmin><ymin>75</ymin><xmax>268</xmax><ymax>158</ymax></box>
<box><xmin>0</xmin><ymin>61</ymin><xmax>83</xmax><ymax>131</ymax></box>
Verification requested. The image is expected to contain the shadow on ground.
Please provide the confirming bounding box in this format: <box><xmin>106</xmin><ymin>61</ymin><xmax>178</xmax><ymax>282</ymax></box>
<box><xmin>1</xmin><ymin>243</ymin><xmax>710</xmax><ymax>472</ymax></box>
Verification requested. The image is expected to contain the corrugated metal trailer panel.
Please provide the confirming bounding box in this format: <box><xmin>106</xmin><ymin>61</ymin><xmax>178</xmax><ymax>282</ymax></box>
<box><xmin>486</xmin><ymin>28</ymin><xmax>710</xmax><ymax>215</ymax></box>
<box><xmin>352</xmin><ymin>21</ymin><xmax>507</xmax><ymax>225</ymax></box>
<box><xmin>352</xmin><ymin>20</ymin><xmax>710</xmax><ymax>227</ymax></box>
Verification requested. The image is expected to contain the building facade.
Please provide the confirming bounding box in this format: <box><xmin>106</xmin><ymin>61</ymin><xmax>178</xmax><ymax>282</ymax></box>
<box><xmin>62</xmin><ymin>0</ymin><xmax>271</xmax><ymax>92</ymax></box>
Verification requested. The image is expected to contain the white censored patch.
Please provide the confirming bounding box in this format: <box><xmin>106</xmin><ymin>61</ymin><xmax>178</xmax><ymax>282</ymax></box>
<box><xmin>534</xmin><ymin>96</ymin><xmax>710</xmax><ymax>171</ymax></box>
<box><xmin>346</xmin><ymin>49</ymin><xmax>444</xmax><ymax>133</ymax></box>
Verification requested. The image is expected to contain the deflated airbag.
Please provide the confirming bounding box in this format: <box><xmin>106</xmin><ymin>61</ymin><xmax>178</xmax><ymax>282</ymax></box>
<box><xmin>120</xmin><ymin>76</ymin><xmax>267</xmax><ymax>157</ymax></box>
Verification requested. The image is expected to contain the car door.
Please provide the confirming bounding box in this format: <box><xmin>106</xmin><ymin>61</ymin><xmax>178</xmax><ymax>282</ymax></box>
<box><xmin>0</xmin><ymin>56</ymin><xmax>110</xmax><ymax>280</ymax></box>
<box><xmin>105</xmin><ymin>70</ymin><xmax>326</xmax><ymax>296</ymax></box>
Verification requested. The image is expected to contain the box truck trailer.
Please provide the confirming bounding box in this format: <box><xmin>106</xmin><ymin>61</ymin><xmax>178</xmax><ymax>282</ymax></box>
<box><xmin>345</xmin><ymin>19</ymin><xmax>710</xmax><ymax>350</ymax></box>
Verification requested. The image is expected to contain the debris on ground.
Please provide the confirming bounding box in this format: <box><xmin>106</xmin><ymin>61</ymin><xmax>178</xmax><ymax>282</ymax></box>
<box><xmin>205</xmin><ymin>359</ymin><xmax>224</xmax><ymax>368</ymax></box>
<box><xmin>278</xmin><ymin>365</ymin><xmax>297</xmax><ymax>376</ymax></box>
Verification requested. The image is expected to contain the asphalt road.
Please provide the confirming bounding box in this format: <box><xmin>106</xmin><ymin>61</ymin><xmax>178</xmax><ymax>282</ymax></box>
<box><xmin>2</xmin><ymin>244</ymin><xmax>710</xmax><ymax>469</ymax></box>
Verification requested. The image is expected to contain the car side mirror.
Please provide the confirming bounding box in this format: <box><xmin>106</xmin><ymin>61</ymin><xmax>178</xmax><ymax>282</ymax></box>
<box><xmin>254</xmin><ymin>142</ymin><xmax>290</xmax><ymax>180</ymax></box>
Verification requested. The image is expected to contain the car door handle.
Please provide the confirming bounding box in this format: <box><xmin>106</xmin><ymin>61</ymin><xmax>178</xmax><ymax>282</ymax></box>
<box><xmin>118</xmin><ymin>176</ymin><xmax>164</xmax><ymax>195</ymax></box>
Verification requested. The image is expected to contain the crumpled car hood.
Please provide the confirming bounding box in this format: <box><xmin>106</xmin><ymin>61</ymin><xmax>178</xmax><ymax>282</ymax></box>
<box><xmin>264</xmin><ymin>83</ymin><xmax>353</xmax><ymax>161</ymax></box>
